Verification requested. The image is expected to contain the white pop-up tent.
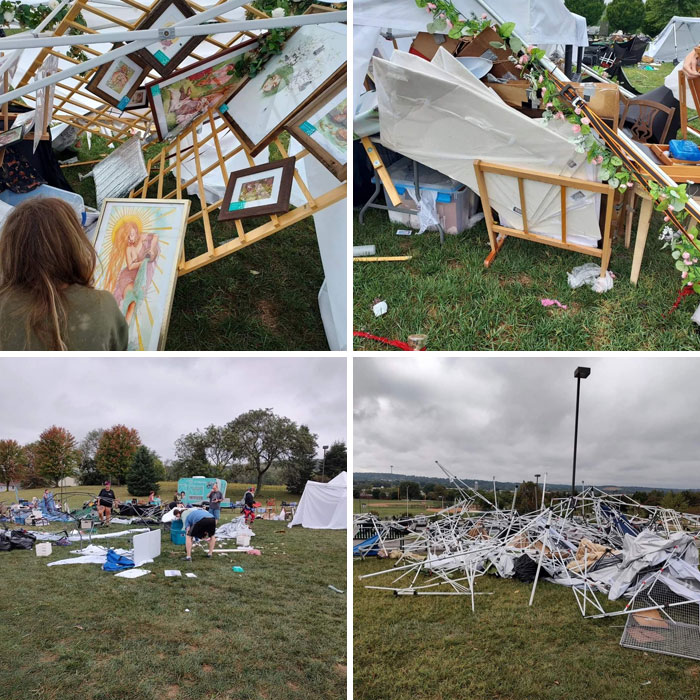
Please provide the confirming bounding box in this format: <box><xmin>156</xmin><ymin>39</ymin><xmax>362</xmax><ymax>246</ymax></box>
<box><xmin>288</xmin><ymin>471</ymin><xmax>347</xmax><ymax>530</ymax></box>
<box><xmin>646</xmin><ymin>16</ymin><xmax>700</xmax><ymax>63</ymax></box>
<box><xmin>374</xmin><ymin>48</ymin><xmax>603</xmax><ymax>247</ymax></box>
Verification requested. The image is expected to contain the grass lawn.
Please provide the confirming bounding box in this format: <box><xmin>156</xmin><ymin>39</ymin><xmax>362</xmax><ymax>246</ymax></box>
<box><xmin>0</xmin><ymin>509</ymin><xmax>346</xmax><ymax>700</ymax></box>
<box><xmin>63</xmin><ymin>137</ymin><xmax>328</xmax><ymax>351</ymax></box>
<box><xmin>353</xmin><ymin>557</ymin><xmax>700</xmax><ymax>700</ymax></box>
<box><xmin>353</xmin><ymin>63</ymin><xmax>700</xmax><ymax>351</ymax></box>
<box><xmin>354</xmin><ymin>498</ymin><xmax>449</xmax><ymax>518</ymax></box>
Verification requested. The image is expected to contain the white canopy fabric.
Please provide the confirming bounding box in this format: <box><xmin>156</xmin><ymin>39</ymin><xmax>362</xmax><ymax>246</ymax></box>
<box><xmin>288</xmin><ymin>471</ymin><xmax>347</xmax><ymax>530</ymax></box>
<box><xmin>646</xmin><ymin>16</ymin><xmax>700</xmax><ymax>63</ymax></box>
<box><xmin>374</xmin><ymin>48</ymin><xmax>602</xmax><ymax>246</ymax></box>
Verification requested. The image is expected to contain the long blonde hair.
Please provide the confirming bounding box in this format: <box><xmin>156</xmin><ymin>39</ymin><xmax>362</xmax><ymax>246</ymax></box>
<box><xmin>0</xmin><ymin>197</ymin><xmax>96</xmax><ymax>350</ymax></box>
<box><xmin>102</xmin><ymin>219</ymin><xmax>140</xmax><ymax>294</ymax></box>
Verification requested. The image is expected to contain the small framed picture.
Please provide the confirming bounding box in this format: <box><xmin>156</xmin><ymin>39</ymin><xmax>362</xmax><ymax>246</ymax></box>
<box><xmin>132</xmin><ymin>0</ymin><xmax>204</xmax><ymax>77</ymax></box>
<box><xmin>86</xmin><ymin>49</ymin><xmax>150</xmax><ymax>110</ymax></box>
<box><xmin>0</xmin><ymin>124</ymin><xmax>24</xmax><ymax>149</ymax></box>
<box><xmin>124</xmin><ymin>88</ymin><xmax>149</xmax><ymax>111</ymax></box>
<box><xmin>219</xmin><ymin>157</ymin><xmax>296</xmax><ymax>221</ymax></box>
<box><xmin>287</xmin><ymin>79</ymin><xmax>347</xmax><ymax>180</ymax></box>
<box><xmin>219</xmin><ymin>23</ymin><xmax>347</xmax><ymax>156</ymax></box>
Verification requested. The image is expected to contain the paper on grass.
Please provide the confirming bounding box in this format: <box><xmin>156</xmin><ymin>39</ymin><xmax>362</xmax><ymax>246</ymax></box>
<box><xmin>164</xmin><ymin>570</ymin><xmax>181</xmax><ymax>577</ymax></box>
<box><xmin>115</xmin><ymin>568</ymin><xmax>151</xmax><ymax>578</ymax></box>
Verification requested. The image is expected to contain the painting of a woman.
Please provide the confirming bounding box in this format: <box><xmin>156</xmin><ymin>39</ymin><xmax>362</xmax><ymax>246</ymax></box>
<box><xmin>103</xmin><ymin>218</ymin><xmax>160</xmax><ymax>325</ymax></box>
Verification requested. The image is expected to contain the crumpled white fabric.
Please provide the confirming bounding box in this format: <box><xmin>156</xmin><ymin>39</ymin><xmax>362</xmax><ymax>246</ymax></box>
<box><xmin>47</xmin><ymin>546</ymin><xmax>132</xmax><ymax>567</ymax></box>
<box><xmin>215</xmin><ymin>516</ymin><xmax>255</xmax><ymax>540</ymax></box>
<box><xmin>567</xmin><ymin>262</ymin><xmax>614</xmax><ymax>293</ymax></box>
<box><xmin>404</xmin><ymin>189</ymin><xmax>439</xmax><ymax>234</ymax></box>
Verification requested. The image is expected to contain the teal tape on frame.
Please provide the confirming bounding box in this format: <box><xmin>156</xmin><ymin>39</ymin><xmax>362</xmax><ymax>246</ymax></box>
<box><xmin>229</xmin><ymin>201</ymin><xmax>246</xmax><ymax>211</ymax></box>
<box><xmin>219</xmin><ymin>103</ymin><xmax>229</xmax><ymax>114</ymax></box>
<box><xmin>116</xmin><ymin>96</ymin><xmax>130</xmax><ymax>111</ymax></box>
<box><xmin>154</xmin><ymin>50</ymin><xmax>170</xmax><ymax>65</ymax></box>
<box><xmin>299</xmin><ymin>121</ymin><xmax>316</xmax><ymax>135</ymax></box>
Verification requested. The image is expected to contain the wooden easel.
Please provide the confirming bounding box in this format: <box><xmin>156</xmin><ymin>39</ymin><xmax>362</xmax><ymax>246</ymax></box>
<box><xmin>474</xmin><ymin>159</ymin><xmax>615</xmax><ymax>276</ymax></box>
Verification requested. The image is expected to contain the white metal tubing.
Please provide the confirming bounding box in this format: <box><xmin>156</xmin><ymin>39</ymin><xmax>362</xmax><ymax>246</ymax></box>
<box><xmin>528</xmin><ymin>509</ymin><xmax>552</xmax><ymax>607</ymax></box>
<box><xmin>0</xmin><ymin>10</ymin><xmax>347</xmax><ymax>50</ymax></box>
<box><xmin>32</xmin><ymin>0</ymin><xmax>72</xmax><ymax>36</ymax></box>
<box><xmin>540</xmin><ymin>472</ymin><xmax>547</xmax><ymax>511</ymax></box>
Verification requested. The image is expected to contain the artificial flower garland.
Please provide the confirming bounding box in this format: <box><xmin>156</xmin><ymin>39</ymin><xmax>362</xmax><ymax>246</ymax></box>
<box><xmin>416</xmin><ymin>0</ymin><xmax>698</xmax><ymax>294</ymax></box>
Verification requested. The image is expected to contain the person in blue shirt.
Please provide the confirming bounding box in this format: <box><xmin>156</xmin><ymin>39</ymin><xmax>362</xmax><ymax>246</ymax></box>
<box><xmin>174</xmin><ymin>507</ymin><xmax>217</xmax><ymax>561</ymax></box>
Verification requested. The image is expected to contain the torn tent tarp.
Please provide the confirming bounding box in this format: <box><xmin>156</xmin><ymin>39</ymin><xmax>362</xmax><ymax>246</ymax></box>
<box><xmin>103</xmin><ymin>549</ymin><xmax>136</xmax><ymax>572</ymax></box>
<box><xmin>373</xmin><ymin>48</ymin><xmax>602</xmax><ymax>247</ymax></box>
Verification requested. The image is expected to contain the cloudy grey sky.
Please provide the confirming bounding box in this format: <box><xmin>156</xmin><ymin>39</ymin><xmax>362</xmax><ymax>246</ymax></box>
<box><xmin>0</xmin><ymin>357</ymin><xmax>346</xmax><ymax>460</ymax></box>
<box><xmin>354</xmin><ymin>356</ymin><xmax>700</xmax><ymax>489</ymax></box>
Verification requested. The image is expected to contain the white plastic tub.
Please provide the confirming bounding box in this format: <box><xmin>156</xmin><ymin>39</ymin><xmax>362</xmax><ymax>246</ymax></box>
<box><xmin>36</xmin><ymin>542</ymin><xmax>52</xmax><ymax>557</ymax></box>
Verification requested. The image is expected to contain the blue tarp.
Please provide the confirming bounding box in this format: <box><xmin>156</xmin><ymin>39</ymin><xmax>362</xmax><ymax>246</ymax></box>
<box><xmin>40</xmin><ymin>493</ymin><xmax>71</xmax><ymax>521</ymax></box>
<box><xmin>102</xmin><ymin>549</ymin><xmax>135</xmax><ymax>572</ymax></box>
<box><xmin>353</xmin><ymin>534</ymin><xmax>380</xmax><ymax>557</ymax></box>
<box><xmin>600</xmin><ymin>503</ymin><xmax>639</xmax><ymax>537</ymax></box>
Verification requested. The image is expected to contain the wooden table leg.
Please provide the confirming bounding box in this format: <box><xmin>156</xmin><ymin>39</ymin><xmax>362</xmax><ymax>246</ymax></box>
<box><xmin>630</xmin><ymin>194</ymin><xmax>654</xmax><ymax>286</ymax></box>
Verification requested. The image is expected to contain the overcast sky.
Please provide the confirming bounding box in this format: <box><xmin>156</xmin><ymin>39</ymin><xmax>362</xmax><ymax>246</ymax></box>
<box><xmin>0</xmin><ymin>357</ymin><xmax>346</xmax><ymax>460</ymax></box>
<box><xmin>354</xmin><ymin>356</ymin><xmax>700</xmax><ymax>490</ymax></box>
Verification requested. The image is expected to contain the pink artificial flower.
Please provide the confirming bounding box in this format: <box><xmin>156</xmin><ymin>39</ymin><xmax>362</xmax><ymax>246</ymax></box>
<box><xmin>669</xmin><ymin>204</ymin><xmax>675</xmax><ymax>211</ymax></box>
<box><xmin>540</xmin><ymin>88</ymin><xmax>546</xmax><ymax>98</ymax></box>
<box><xmin>446</xmin><ymin>19</ymin><xmax>453</xmax><ymax>30</ymax></box>
<box><xmin>538</xmin><ymin>75</ymin><xmax>544</xmax><ymax>84</ymax></box>
<box><xmin>528</xmin><ymin>45</ymin><xmax>534</xmax><ymax>53</ymax></box>
<box><xmin>572</xmin><ymin>124</ymin><xmax>581</xmax><ymax>133</ymax></box>
<box><xmin>682</xmin><ymin>270</ymin><xmax>688</xmax><ymax>279</ymax></box>
<box><xmin>664</xmin><ymin>215</ymin><xmax>670</xmax><ymax>222</ymax></box>
<box><xmin>427</xmin><ymin>3</ymin><xmax>436</xmax><ymax>10</ymax></box>
<box><xmin>619</xmin><ymin>184</ymin><xmax>627</xmax><ymax>191</ymax></box>
<box><xmin>581</xmin><ymin>117</ymin><xmax>591</xmax><ymax>125</ymax></box>
<box><xmin>595</xmin><ymin>156</ymin><xmax>604</xmax><ymax>165</ymax></box>
<box><xmin>574</xmin><ymin>107</ymin><xmax>582</xmax><ymax>115</ymax></box>
<box><xmin>555</xmin><ymin>111</ymin><xmax>565</xmax><ymax>120</ymax></box>
<box><xmin>683</xmin><ymin>251</ymin><xmax>690</xmax><ymax>259</ymax></box>
<box><xmin>482</xmin><ymin>13</ymin><xmax>488</xmax><ymax>19</ymax></box>
<box><xmin>688</xmin><ymin>281</ymin><xmax>694</xmax><ymax>286</ymax></box>
<box><xmin>693</xmin><ymin>258</ymin><xmax>698</xmax><ymax>263</ymax></box>
<box><xmin>519</xmin><ymin>54</ymin><xmax>528</xmax><ymax>65</ymax></box>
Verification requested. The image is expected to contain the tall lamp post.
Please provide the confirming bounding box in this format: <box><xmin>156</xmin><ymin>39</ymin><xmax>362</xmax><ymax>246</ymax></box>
<box><xmin>322</xmin><ymin>445</ymin><xmax>329</xmax><ymax>479</ymax></box>
<box><xmin>572</xmin><ymin>367</ymin><xmax>591</xmax><ymax>498</ymax></box>
<box><xmin>534</xmin><ymin>473</ymin><xmax>541</xmax><ymax>511</ymax></box>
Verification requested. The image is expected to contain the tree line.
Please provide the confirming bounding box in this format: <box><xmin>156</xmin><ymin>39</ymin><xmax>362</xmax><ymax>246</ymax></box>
<box><xmin>0</xmin><ymin>408</ymin><xmax>346</xmax><ymax>497</ymax></box>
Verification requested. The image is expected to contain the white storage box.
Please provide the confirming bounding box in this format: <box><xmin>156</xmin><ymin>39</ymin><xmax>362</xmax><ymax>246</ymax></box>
<box><xmin>236</xmin><ymin>534</ymin><xmax>251</xmax><ymax>547</ymax></box>
<box><xmin>379</xmin><ymin>158</ymin><xmax>482</xmax><ymax>234</ymax></box>
<box><xmin>36</xmin><ymin>542</ymin><xmax>52</xmax><ymax>557</ymax></box>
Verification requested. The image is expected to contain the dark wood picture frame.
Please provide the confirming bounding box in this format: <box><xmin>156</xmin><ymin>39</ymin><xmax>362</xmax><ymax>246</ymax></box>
<box><xmin>86</xmin><ymin>46</ymin><xmax>150</xmax><ymax>110</ymax></box>
<box><xmin>218</xmin><ymin>23</ymin><xmax>347</xmax><ymax>157</ymax></box>
<box><xmin>218</xmin><ymin>157</ymin><xmax>296</xmax><ymax>221</ymax></box>
<box><xmin>145</xmin><ymin>36</ymin><xmax>260</xmax><ymax>142</ymax></box>
<box><xmin>124</xmin><ymin>87</ymin><xmax>149</xmax><ymax>111</ymax></box>
<box><xmin>132</xmin><ymin>0</ymin><xmax>205</xmax><ymax>77</ymax></box>
<box><xmin>286</xmin><ymin>77</ymin><xmax>347</xmax><ymax>181</ymax></box>
<box><xmin>0</xmin><ymin>124</ymin><xmax>24</xmax><ymax>149</ymax></box>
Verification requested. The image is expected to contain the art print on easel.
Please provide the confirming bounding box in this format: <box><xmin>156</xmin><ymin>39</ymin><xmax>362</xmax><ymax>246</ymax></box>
<box><xmin>124</xmin><ymin>88</ymin><xmax>148</xmax><ymax>111</ymax></box>
<box><xmin>147</xmin><ymin>38</ymin><xmax>259</xmax><ymax>141</ymax></box>
<box><xmin>133</xmin><ymin>0</ymin><xmax>204</xmax><ymax>77</ymax></box>
<box><xmin>220</xmin><ymin>23</ymin><xmax>347</xmax><ymax>156</ymax></box>
<box><xmin>219</xmin><ymin>157</ymin><xmax>295</xmax><ymax>221</ymax></box>
<box><xmin>0</xmin><ymin>124</ymin><xmax>23</xmax><ymax>148</ymax></box>
<box><xmin>288</xmin><ymin>81</ymin><xmax>347</xmax><ymax>180</ymax></box>
<box><xmin>93</xmin><ymin>199</ymin><xmax>190</xmax><ymax>351</ymax></box>
<box><xmin>86</xmin><ymin>50</ymin><xmax>150</xmax><ymax>110</ymax></box>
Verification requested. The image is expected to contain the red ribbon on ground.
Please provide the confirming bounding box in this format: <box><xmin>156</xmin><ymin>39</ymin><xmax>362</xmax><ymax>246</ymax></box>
<box><xmin>664</xmin><ymin>285</ymin><xmax>696</xmax><ymax>317</ymax></box>
<box><xmin>353</xmin><ymin>331</ymin><xmax>426</xmax><ymax>351</ymax></box>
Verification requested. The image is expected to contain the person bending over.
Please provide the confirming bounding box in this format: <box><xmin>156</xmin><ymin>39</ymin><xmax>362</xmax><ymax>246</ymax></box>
<box><xmin>0</xmin><ymin>198</ymin><xmax>128</xmax><ymax>350</ymax></box>
<box><xmin>174</xmin><ymin>507</ymin><xmax>217</xmax><ymax>561</ymax></box>
<box><xmin>97</xmin><ymin>481</ymin><xmax>118</xmax><ymax>525</ymax></box>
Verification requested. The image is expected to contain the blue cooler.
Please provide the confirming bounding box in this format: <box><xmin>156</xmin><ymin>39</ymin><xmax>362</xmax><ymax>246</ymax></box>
<box><xmin>669</xmin><ymin>140</ymin><xmax>700</xmax><ymax>162</ymax></box>
<box><xmin>170</xmin><ymin>519</ymin><xmax>186</xmax><ymax>545</ymax></box>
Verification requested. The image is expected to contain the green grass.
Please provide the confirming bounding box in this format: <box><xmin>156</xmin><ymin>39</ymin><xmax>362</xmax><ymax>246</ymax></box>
<box><xmin>0</xmin><ymin>512</ymin><xmax>346</xmax><ymax>700</ymax></box>
<box><xmin>63</xmin><ymin>136</ymin><xmax>327</xmax><ymax>350</ymax></box>
<box><xmin>354</xmin><ymin>558</ymin><xmax>700</xmax><ymax>700</ymax></box>
<box><xmin>353</xmin><ymin>65</ymin><xmax>700</xmax><ymax>351</ymax></box>
<box><xmin>354</xmin><ymin>498</ymin><xmax>448</xmax><ymax>517</ymax></box>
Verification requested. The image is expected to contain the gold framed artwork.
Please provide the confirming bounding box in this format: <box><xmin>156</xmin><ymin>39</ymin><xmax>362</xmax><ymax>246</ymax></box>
<box><xmin>92</xmin><ymin>198</ymin><xmax>191</xmax><ymax>351</ymax></box>
<box><xmin>287</xmin><ymin>79</ymin><xmax>347</xmax><ymax>181</ymax></box>
<box><xmin>219</xmin><ymin>23</ymin><xmax>347</xmax><ymax>156</ymax></box>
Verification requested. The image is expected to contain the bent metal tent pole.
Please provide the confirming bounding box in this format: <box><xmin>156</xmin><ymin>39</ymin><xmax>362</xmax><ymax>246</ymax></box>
<box><xmin>528</xmin><ymin>508</ymin><xmax>553</xmax><ymax>607</ymax></box>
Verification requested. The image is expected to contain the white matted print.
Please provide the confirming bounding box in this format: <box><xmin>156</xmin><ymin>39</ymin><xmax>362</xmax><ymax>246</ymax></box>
<box><xmin>221</xmin><ymin>23</ymin><xmax>346</xmax><ymax>153</ymax></box>
<box><xmin>144</xmin><ymin>4</ymin><xmax>190</xmax><ymax>67</ymax></box>
<box><xmin>301</xmin><ymin>87</ymin><xmax>347</xmax><ymax>164</ymax></box>
<box><xmin>100</xmin><ymin>56</ymin><xmax>144</xmax><ymax>102</ymax></box>
<box><xmin>232</xmin><ymin>168</ymin><xmax>284</xmax><ymax>209</ymax></box>
<box><xmin>93</xmin><ymin>199</ymin><xmax>190</xmax><ymax>351</ymax></box>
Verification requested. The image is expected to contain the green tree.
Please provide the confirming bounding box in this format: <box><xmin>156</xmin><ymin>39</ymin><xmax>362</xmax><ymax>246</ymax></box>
<box><xmin>606</xmin><ymin>0</ymin><xmax>645</xmax><ymax>33</ymax></box>
<box><xmin>661</xmin><ymin>491</ymin><xmax>689</xmax><ymax>512</ymax></box>
<box><xmin>643</xmin><ymin>0</ymin><xmax>700</xmax><ymax>37</ymax></box>
<box><xmin>322</xmin><ymin>441</ymin><xmax>346</xmax><ymax>479</ymax></box>
<box><xmin>283</xmin><ymin>424</ymin><xmax>319</xmax><ymax>494</ymax></box>
<box><xmin>35</xmin><ymin>426</ymin><xmax>79</xmax><ymax>486</ymax></box>
<box><xmin>398</xmin><ymin>481</ymin><xmax>422</xmax><ymax>500</ymax></box>
<box><xmin>21</xmin><ymin>441</ymin><xmax>48</xmax><ymax>488</ymax></box>
<box><xmin>0</xmin><ymin>439</ymin><xmax>25</xmax><ymax>490</ymax></box>
<box><xmin>78</xmin><ymin>428</ymin><xmax>105</xmax><ymax>485</ymax></box>
<box><xmin>515</xmin><ymin>481</ymin><xmax>541</xmax><ymax>514</ymax></box>
<box><xmin>173</xmin><ymin>431</ymin><xmax>210</xmax><ymax>478</ymax></box>
<box><xmin>95</xmin><ymin>425</ymin><xmax>141</xmax><ymax>484</ymax></box>
<box><xmin>565</xmin><ymin>0</ymin><xmax>605</xmax><ymax>25</ymax></box>
<box><xmin>226</xmin><ymin>408</ymin><xmax>303</xmax><ymax>495</ymax></box>
<box><xmin>126</xmin><ymin>446</ymin><xmax>160</xmax><ymax>497</ymax></box>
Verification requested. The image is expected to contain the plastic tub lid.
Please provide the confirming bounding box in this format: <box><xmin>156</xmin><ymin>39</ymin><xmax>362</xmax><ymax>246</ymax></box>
<box><xmin>387</xmin><ymin>157</ymin><xmax>464</xmax><ymax>194</ymax></box>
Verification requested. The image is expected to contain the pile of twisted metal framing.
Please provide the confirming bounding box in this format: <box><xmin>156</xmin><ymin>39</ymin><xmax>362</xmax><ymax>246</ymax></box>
<box><xmin>355</xmin><ymin>465</ymin><xmax>700</xmax><ymax>660</ymax></box>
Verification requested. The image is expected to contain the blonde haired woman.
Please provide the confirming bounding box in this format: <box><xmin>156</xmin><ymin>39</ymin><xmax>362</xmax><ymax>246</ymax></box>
<box><xmin>0</xmin><ymin>198</ymin><xmax>127</xmax><ymax>350</ymax></box>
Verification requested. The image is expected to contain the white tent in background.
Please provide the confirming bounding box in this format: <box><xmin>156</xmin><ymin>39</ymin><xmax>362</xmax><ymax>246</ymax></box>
<box><xmin>288</xmin><ymin>472</ymin><xmax>347</xmax><ymax>530</ymax></box>
<box><xmin>646</xmin><ymin>16</ymin><xmax>700</xmax><ymax>63</ymax></box>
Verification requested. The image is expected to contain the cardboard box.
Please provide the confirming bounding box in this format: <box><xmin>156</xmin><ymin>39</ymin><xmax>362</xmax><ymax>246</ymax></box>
<box><xmin>572</xmin><ymin>82</ymin><xmax>620</xmax><ymax>125</ymax></box>
<box><xmin>409</xmin><ymin>32</ymin><xmax>460</xmax><ymax>61</ymax></box>
<box><xmin>456</xmin><ymin>26</ymin><xmax>513</xmax><ymax>64</ymax></box>
<box><xmin>489</xmin><ymin>80</ymin><xmax>530</xmax><ymax>108</ymax></box>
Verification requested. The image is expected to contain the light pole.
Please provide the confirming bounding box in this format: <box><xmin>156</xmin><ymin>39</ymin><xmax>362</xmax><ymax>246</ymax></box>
<box><xmin>322</xmin><ymin>445</ymin><xmax>329</xmax><ymax>479</ymax></box>
<box><xmin>572</xmin><ymin>367</ymin><xmax>591</xmax><ymax>498</ymax></box>
<box><xmin>534</xmin><ymin>473</ymin><xmax>541</xmax><ymax>511</ymax></box>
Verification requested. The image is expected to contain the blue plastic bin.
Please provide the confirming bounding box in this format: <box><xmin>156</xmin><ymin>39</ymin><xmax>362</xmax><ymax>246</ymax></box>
<box><xmin>669</xmin><ymin>140</ymin><xmax>700</xmax><ymax>162</ymax></box>
<box><xmin>170</xmin><ymin>519</ymin><xmax>186</xmax><ymax>545</ymax></box>
<box><xmin>0</xmin><ymin>184</ymin><xmax>86</xmax><ymax>224</ymax></box>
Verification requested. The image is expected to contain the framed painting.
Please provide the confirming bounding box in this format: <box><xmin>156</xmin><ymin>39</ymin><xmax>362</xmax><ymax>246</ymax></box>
<box><xmin>146</xmin><ymin>37</ymin><xmax>260</xmax><ymax>141</ymax></box>
<box><xmin>124</xmin><ymin>88</ymin><xmax>149</xmax><ymax>111</ymax></box>
<box><xmin>287</xmin><ymin>79</ymin><xmax>347</xmax><ymax>180</ymax></box>
<box><xmin>132</xmin><ymin>0</ymin><xmax>205</xmax><ymax>77</ymax></box>
<box><xmin>219</xmin><ymin>23</ymin><xmax>347</xmax><ymax>156</ymax></box>
<box><xmin>218</xmin><ymin>157</ymin><xmax>296</xmax><ymax>221</ymax></box>
<box><xmin>92</xmin><ymin>198</ymin><xmax>191</xmax><ymax>351</ymax></box>
<box><xmin>0</xmin><ymin>124</ymin><xmax>24</xmax><ymax>148</ymax></box>
<box><xmin>86</xmin><ymin>49</ymin><xmax>150</xmax><ymax>110</ymax></box>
